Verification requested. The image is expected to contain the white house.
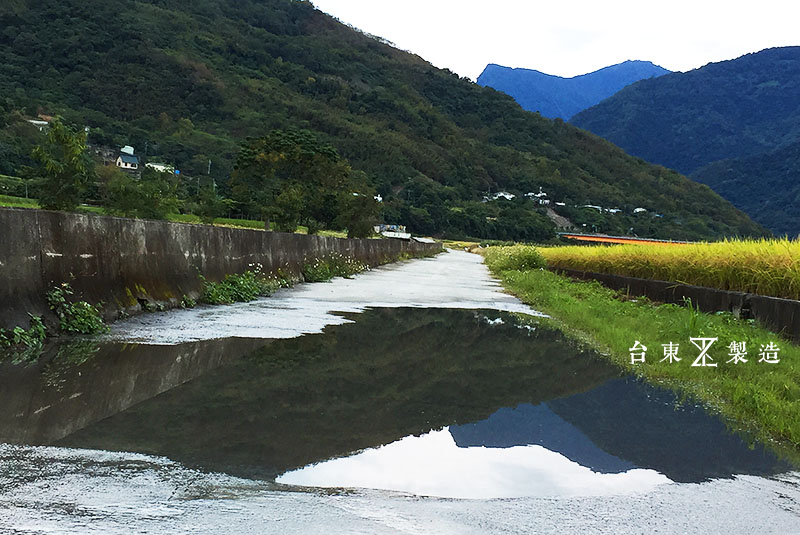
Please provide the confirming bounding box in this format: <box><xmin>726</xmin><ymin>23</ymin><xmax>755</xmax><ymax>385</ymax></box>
<box><xmin>116</xmin><ymin>146</ymin><xmax>140</xmax><ymax>172</ymax></box>
<box><xmin>116</xmin><ymin>153</ymin><xmax>139</xmax><ymax>170</ymax></box>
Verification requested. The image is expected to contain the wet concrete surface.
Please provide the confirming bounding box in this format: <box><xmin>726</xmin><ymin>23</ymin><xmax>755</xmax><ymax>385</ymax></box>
<box><xmin>1</xmin><ymin>444</ymin><xmax>799</xmax><ymax>535</ymax></box>
<box><xmin>108</xmin><ymin>250</ymin><xmax>541</xmax><ymax>344</ymax></box>
<box><xmin>1</xmin><ymin>251</ymin><xmax>800</xmax><ymax>534</ymax></box>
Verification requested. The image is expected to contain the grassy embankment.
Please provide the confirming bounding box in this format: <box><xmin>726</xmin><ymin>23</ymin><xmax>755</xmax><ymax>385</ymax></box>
<box><xmin>0</xmin><ymin>194</ymin><xmax>347</xmax><ymax>238</ymax></box>
<box><xmin>482</xmin><ymin>244</ymin><xmax>800</xmax><ymax>459</ymax></box>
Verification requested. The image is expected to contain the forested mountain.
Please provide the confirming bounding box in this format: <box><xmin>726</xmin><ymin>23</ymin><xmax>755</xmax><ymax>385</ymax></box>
<box><xmin>570</xmin><ymin>47</ymin><xmax>800</xmax><ymax>235</ymax></box>
<box><xmin>477</xmin><ymin>60</ymin><xmax>669</xmax><ymax>120</ymax></box>
<box><xmin>0</xmin><ymin>0</ymin><xmax>765</xmax><ymax>240</ymax></box>
<box><xmin>693</xmin><ymin>142</ymin><xmax>800</xmax><ymax>236</ymax></box>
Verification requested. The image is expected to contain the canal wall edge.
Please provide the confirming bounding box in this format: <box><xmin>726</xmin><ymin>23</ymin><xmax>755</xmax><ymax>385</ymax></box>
<box><xmin>552</xmin><ymin>267</ymin><xmax>800</xmax><ymax>341</ymax></box>
<box><xmin>0</xmin><ymin>207</ymin><xmax>442</xmax><ymax>330</ymax></box>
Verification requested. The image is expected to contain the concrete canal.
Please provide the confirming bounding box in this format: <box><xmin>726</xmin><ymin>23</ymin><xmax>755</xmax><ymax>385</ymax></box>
<box><xmin>1</xmin><ymin>251</ymin><xmax>798</xmax><ymax>533</ymax></box>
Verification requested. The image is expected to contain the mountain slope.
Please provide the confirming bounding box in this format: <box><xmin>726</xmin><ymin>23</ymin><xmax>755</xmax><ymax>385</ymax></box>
<box><xmin>477</xmin><ymin>60</ymin><xmax>669</xmax><ymax>120</ymax></box>
<box><xmin>693</xmin><ymin>142</ymin><xmax>800</xmax><ymax>236</ymax></box>
<box><xmin>571</xmin><ymin>47</ymin><xmax>800</xmax><ymax>176</ymax></box>
<box><xmin>0</xmin><ymin>0</ymin><xmax>765</xmax><ymax>240</ymax></box>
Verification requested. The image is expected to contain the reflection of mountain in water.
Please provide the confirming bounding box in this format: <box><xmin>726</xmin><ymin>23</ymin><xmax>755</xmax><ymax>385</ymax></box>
<box><xmin>549</xmin><ymin>378</ymin><xmax>793</xmax><ymax>482</ymax></box>
<box><xmin>56</xmin><ymin>308</ymin><xmax>618</xmax><ymax>479</ymax></box>
<box><xmin>451</xmin><ymin>378</ymin><xmax>792</xmax><ymax>483</ymax></box>
<box><xmin>5</xmin><ymin>306</ymin><xmax>792</xmax><ymax>485</ymax></box>
<box><xmin>450</xmin><ymin>404</ymin><xmax>635</xmax><ymax>473</ymax></box>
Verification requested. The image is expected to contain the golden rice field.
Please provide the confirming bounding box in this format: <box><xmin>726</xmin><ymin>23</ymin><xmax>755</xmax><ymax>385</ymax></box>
<box><xmin>540</xmin><ymin>238</ymin><xmax>800</xmax><ymax>300</ymax></box>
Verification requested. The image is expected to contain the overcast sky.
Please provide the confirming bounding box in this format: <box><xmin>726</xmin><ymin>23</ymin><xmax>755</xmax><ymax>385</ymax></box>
<box><xmin>311</xmin><ymin>0</ymin><xmax>800</xmax><ymax>80</ymax></box>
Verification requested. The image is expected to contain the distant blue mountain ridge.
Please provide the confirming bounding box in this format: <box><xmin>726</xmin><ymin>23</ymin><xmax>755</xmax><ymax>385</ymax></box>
<box><xmin>477</xmin><ymin>60</ymin><xmax>670</xmax><ymax>119</ymax></box>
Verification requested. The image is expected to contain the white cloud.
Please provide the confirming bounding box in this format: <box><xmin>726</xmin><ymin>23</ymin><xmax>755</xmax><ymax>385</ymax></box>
<box><xmin>311</xmin><ymin>0</ymin><xmax>800</xmax><ymax>79</ymax></box>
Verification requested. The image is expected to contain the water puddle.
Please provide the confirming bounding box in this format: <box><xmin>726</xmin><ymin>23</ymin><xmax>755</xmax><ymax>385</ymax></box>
<box><xmin>1</xmin><ymin>309</ymin><xmax>792</xmax><ymax>496</ymax></box>
<box><xmin>1</xmin><ymin>299</ymin><xmax>799</xmax><ymax>532</ymax></box>
<box><xmin>277</xmin><ymin>428</ymin><xmax>670</xmax><ymax>499</ymax></box>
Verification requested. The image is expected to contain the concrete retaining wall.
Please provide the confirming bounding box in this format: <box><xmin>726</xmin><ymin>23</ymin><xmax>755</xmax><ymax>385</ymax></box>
<box><xmin>0</xmin><ymin>207</ymin><xmax>441</xmax><ymax>330</ymax></box>
<box><xmin>553</xmin><ymin>268</ymin><xmax>800</xmax><ymax>341</ymax></box>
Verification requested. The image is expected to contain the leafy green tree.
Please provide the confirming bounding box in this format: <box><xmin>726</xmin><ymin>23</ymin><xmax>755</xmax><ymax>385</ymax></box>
<box><xmin>31</xmin><ymin>118</ymin><xmax>93</xmax><ymax>211</ymax></box>
<box><xmin>101</xmin><ymin>167</ymin><xmax>180</xmax><ymax>219</ymax></box>
<box><xmin>272</xmin><ymin>185</ymin><xmax>304</xmax><ymax>232</ymax></box>
<box><xmin>337</xmin><ymin>192</ymin><xmax>380</xmax><ymax>238</ymax></box>
<box><xmin>193</xmin><ymin>185</ymin><xmax>233</xmax><ymax>224</ymax></box>
<box><xmin>230</xmin><ymin>129</ymin><xmax>352</xmax><ymax>230</ymax></box>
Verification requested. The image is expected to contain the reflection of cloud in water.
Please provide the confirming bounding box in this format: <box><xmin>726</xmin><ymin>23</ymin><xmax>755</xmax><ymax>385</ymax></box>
<box><xmin>277</xmin><ymin>429</ymin><xmax>670</xmax><ymax>499</ymax></box>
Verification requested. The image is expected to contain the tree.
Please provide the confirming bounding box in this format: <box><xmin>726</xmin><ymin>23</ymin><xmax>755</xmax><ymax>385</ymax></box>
<box><xmin>32</xmin><ymin>118</ymin><xmax>93</xmax><ymax>211</ymax></box>
<box><xmin>230</xmin><ymin>129</ymin><xmax>352</xmax><ymax>230</ymax></box>
<box><xmin>337</xmin><ymin>192</ymin><xmax>380</xmax><ymax>238</ymax></box>
<box><xmin>193</xmin><ymin>185</ymin><xmax>232</xmax><ymax>224</ymax></box>
<box><xmin>101</xmin><ymin>167</ymin><xmax>181</xmax><ymax>219</ymax></box>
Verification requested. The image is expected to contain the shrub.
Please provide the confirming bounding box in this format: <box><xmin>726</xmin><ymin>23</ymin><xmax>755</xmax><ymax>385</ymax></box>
<box><xmin>0</xmin><ymin>314</ymin><xmax>46</xmax><ymax>348</ymax></box>
<box><xmin>200</xmin><ymin>263</ymin><xmax>279</xmax><ymax>305</ymax></box>
<box><xmin>302</xmin><ymin>253</ymin><xmax>368</xmax><ymax>282</ymax></box>
<box><xmin>483</xmin><ymin>245</ymin><xmax>546</xmax><ymax>272</ymax></box>
<box><xmin>45</xmin><ymin>283</ymin><xmax>108</xmax><ymax>334</ymax></box>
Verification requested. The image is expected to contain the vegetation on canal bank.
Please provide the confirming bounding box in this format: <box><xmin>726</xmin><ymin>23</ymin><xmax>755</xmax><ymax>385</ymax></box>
<box><xmin>200</xmin><ymin>248</ymin><xmax>431</xmax><ymax>305</ymax></box>
<box><xmin>1</xmin><ymin>248</ymin><xmax>440</xmax><ymax>360</ymax></box>
<box><xmin>1</xmin><ymin>282</ymin><xmax>107</xmax><ymax>359</ymax></box>
<box><xmin>199</xmin><ymin>265</ymin><xmax>283</xmax><ymax>305</ymax></box>
<box><xmin>301</xmin><ymin>253</ymin><xmax>369</xmax><ymax>283</ymax></box>
<box><xmin>45</xmin><ymin>283</ymin><xmax>108</xmax><ymax>335</ymax></box>
<box><xmin>0</xmin><ymin>314</ymin><xmax>45</xmax><ymax>350</ymax></box>
<box><xmin>540</xmin><ymin>238</ymin><xmax>800</xmax><ymax>300</ymax></box>
<box><xmin>482</xmin><ymin>245</ymin><xmax>800</xmax><ymax>457</ymax></box>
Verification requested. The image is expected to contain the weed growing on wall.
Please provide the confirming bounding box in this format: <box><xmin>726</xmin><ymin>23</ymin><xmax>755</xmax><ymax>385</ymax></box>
<box><xmin>200</xmin><ymin>263</ymin><xmax>280</xmax><ymax>305</ymax></box>
<box><xmin>302</xmin><ymin>253</ymin><xmax>369</xmax><ymax>282</ymax></box>
<box><xmin>273</xmin><ymin>268</ymin><xmax>299</xmax><ymax>288</ymax></box>
<box><xmin>46</xmin><ymin>283</ymin><xmax>108</xmax><ymax>334</ymax></box>
<box><xmin>0</xmin><ymin>314</ymin><xmax>46</xmax><ymax>349</ymax></box>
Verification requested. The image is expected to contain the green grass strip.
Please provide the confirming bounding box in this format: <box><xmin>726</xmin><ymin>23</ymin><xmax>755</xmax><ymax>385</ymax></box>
<box><xmin>483</xmin><ymin>248</ymin><xmax>800</xmax><ymax>461</ymax></box>
<box><xmin>0</xmin><ymin>194</ymin><xmax>38</xmax><ymax>208</ymax></box>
